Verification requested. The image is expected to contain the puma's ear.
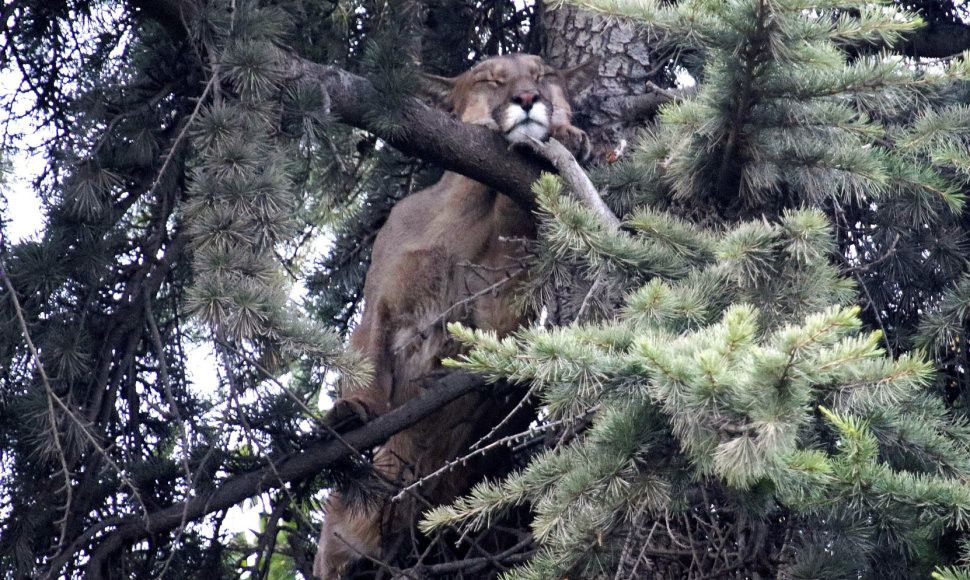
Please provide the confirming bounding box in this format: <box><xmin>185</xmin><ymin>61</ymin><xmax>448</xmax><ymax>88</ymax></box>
<box><xmin>561</xmin><ymin>58</ymin><xmax>600</xmax><ymax>95</ymax></box>
<box><xmin>418</xmin><ymin>73</ymin><xmax>458</xmax><ymax>110</ymax></box>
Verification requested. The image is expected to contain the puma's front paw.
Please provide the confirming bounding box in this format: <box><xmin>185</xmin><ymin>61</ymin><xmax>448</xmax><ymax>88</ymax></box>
<box><xmin>550</xmin><ymin>124</ymin><xmax>591</xmax><ymax>162</ymax></box>
<box><xmin>323</xmin><ymin>398</ymin><xmax>374</xmax><ymax>432</ymax></box>
<box><xmin>469</xmin><ymin>117</ymin><xmax>501</xmax><ymax>131</ymax></box>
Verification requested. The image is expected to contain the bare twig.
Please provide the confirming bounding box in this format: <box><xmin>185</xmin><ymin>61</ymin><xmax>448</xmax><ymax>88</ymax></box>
<box><xmin>392</xmin><ymin>408</ymin><xmax>597</xmax><ymax>502</ymax></box>
<box><xmin>525</xmin><ymin>137</ymin><xmax>622</xmax><ymax>232</ymax></box>
<box><xmin>331</xmin><ymin>531</ymin><xmax>421</xmax><ymax>580</ymax></box>
<box><xmin>213</xmin><ymin>338</ymin><xmax>371</xmax><ymax>466</ymax></box>
<box><xmin>392</xmin><ymin>267</ymin><xmax>525</xmax><ymax>355</ymax></box>
<box><xmin>467</xmin><ymin>382</ymin><xmax>538</xmax><ymax>452</ymax></box>
<box><xmin>39</xmin><ymin>518</ymin><xmax>125</xmax><ymax>580</ymax></box>
<box><xmin>831</xmin><ymin>200</ymin><xmax>894</xmax><ymax>354</ymax></box>
<box><xmin>144</xmin><ymin>295</ymin><xmax>197</xmax><ymax>580</ymax></box>
<box><xmin>83</xmin><ymin>372</ymin><xmax>485</xmax><ymax>577</ymax></box>
<box><xmin>843</xmin><ymin>233</ymin><xmax>900</xmax><ymax>274</ymax></box>
<box><xmin>146</xmin><ymin>73</ymin><xmax>216</xmax><ymax>200</ymax></box>
<box><xmin>0</xmin><ymin>264</ymin><xmax>74</xmax><ymax>551</ymax></box>
<box><xmin>254</xmin><ymin>495</ymin><xmax>287</xmax><ymax>580</ymax></box>
<box><xmin>576</xmin><ymin>274</ymin><xmax>605</xmax><ymax>320</ymax></box>
<box><xmin>411</xmin><ymin>535</ymin><xmax>535</xmax><ymax>576</ymax></box>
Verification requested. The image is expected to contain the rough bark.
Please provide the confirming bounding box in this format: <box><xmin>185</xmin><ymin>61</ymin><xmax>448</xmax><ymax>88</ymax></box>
<box><xmin>539</xmin><ymin>2</ymin><xmax>672</xmax><ymax>161</ymax></box>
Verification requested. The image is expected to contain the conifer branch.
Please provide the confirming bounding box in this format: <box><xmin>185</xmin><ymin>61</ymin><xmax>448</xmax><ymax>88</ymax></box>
<box><xmin>81</xmin><ymin>371</ymin><xmax>484</xmax><ymax>578</ymax></box>
<box><xmin>0</xmin><ymin>265</ymin><xmax>73</xmax><ymax>552</ymax></box>
<box><xmin>280</xmin><ymin>55</ymin><xmax>551</xmax><ymax>209</ymax></box>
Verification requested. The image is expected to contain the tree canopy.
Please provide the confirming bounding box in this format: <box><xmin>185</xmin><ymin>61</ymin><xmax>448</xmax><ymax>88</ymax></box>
<box><xmin>5</xmin><ymin>0</ymin><xmax>970</xmax><ymax>579</ymax></box>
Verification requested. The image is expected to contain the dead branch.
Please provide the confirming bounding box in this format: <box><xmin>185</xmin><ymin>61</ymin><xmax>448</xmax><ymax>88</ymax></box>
<box><xmin>391</xmin><ymin>410</ymin><xmax>595</xmax><ymax>502</ymax></box>
<box><xmin>411</xmin><ymin>535</ymin><xmax>536</xmax><ymax>576</ymax></box>
<box><xmin>525</xmin><ymin>137</ymin><xmax>623</xmax><ymax>231</ymax></box>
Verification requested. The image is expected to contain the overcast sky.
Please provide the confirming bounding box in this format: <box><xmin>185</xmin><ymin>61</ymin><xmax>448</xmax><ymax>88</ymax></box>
<box><xmin>2</xmin><ymin>67</ymin><xmax>47</xmax><ymax>244</ymax></box>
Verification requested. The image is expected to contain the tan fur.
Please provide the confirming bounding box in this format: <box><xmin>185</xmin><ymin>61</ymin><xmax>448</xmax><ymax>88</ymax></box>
<box><xmin>314</xmin><ymin>54</ymin><xmax>593</xmax><ymax>580</ymax></box>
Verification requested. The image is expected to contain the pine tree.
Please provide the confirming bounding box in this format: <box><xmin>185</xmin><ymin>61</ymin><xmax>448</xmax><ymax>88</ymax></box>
<box><xmin>4</xmin><ymin>0</ymin><xmax>970</xmax><ymax>578</ymax></box>
<box><xmin>421</xmin><ymin>1</ymin><xmax>970</xmax><ymax>578</ymax></box>
<box><xmin>0</xmin><ymin>0</ymin><xmax>542</xmax><ymax>577</ymax></box>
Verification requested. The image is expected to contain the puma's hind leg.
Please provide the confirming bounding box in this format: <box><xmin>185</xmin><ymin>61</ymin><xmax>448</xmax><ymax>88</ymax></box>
<box><xmin>314</xmin><ymin>493</ymin><xmax>381</xmax><ymax>580</ymax></box>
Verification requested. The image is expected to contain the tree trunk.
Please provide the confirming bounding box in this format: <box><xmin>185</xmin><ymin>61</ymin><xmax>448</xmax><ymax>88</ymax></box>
<box><xmin>539</xmin><ymin>2</ymin><xmax>669</xmax><ymax>160</ymax></box>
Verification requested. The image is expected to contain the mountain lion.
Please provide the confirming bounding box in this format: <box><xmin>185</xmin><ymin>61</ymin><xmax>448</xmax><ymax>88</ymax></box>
<box><xmin>315</xmin><ymin>53</ymin><xmax>595</xmax><ymax>579</ymax></box>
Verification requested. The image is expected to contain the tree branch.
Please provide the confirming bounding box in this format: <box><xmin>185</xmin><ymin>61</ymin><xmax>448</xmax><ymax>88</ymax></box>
<box><xmin>129</xmin><ymin>0</ymin><xmax>556</xmax><ymax>210</ymax></box>
<box><xmin>525</xmin><ymin>137</ymin><xmax>622</xmax><ymax>231</ymax></box>
<box><xmin>79</xmin><ymin>372</ymin><xmax>485</xmax><ymax>579</ymax></box>
<box><xmin>281</xmin><ymin>55</ymin><xmax>550</xmax><ymax>210</ymax></box>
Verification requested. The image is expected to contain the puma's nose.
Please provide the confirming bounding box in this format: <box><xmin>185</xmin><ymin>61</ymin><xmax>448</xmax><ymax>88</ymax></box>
<box><xmin>513</xmin><ymin>90</ymin><xmax>539</xmax><ymax>111</ymax></box>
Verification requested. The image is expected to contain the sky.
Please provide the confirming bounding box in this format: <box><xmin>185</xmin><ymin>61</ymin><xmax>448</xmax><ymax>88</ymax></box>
<box><xmin>0</xmin><ymin>66</ymin><xmax>269</xmax><ymax>539</ymax></box>
<box><xmin>3</xmin><ymin>156</ymin><xmax>45</xmax><ymax>242</ymax></box>
<box><xmin>1</xmin><ymin>68</ymin><xmax>47</xmax><ymax>244</ymax></box>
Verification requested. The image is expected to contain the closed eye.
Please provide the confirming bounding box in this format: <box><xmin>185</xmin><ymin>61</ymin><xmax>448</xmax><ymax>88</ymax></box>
<box><xmin>477</xmin><ymin>79</ymin><xmax>504</xmax><ymax>87</ymax></box>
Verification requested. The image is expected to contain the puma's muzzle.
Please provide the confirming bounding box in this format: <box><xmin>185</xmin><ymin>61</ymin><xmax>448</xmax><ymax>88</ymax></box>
<box><xmin>499</xmin><ymin>101</ymin><xmax>551</xmax><ymax>144</ymax></box>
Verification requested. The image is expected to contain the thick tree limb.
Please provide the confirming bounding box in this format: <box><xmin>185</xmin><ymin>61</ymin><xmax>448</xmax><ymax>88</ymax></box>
<box><xmin>129</xmin><ymin>0</ymin><xmax>557</xmax><ymax>210</ymax></box>
<box><xmin>602</xmin><ymin>87</ymin><xmax>680</xmax><ymax>123</ymax></box>
<box><xmin>281</xmin><ymin>55</ymin><xmax>550</xmax><ymax>210</ymax></box>
<box><xmin>79</xmin><ymin>372</ymin><xmax>485</xmax><ymax>579</ymax></box>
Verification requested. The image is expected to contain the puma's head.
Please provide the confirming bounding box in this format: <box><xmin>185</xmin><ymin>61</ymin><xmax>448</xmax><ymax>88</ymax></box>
<box><xmin>424</xmin><ymin>54</ymin><xmax>596</xmax><ymax>147</ymax></box>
